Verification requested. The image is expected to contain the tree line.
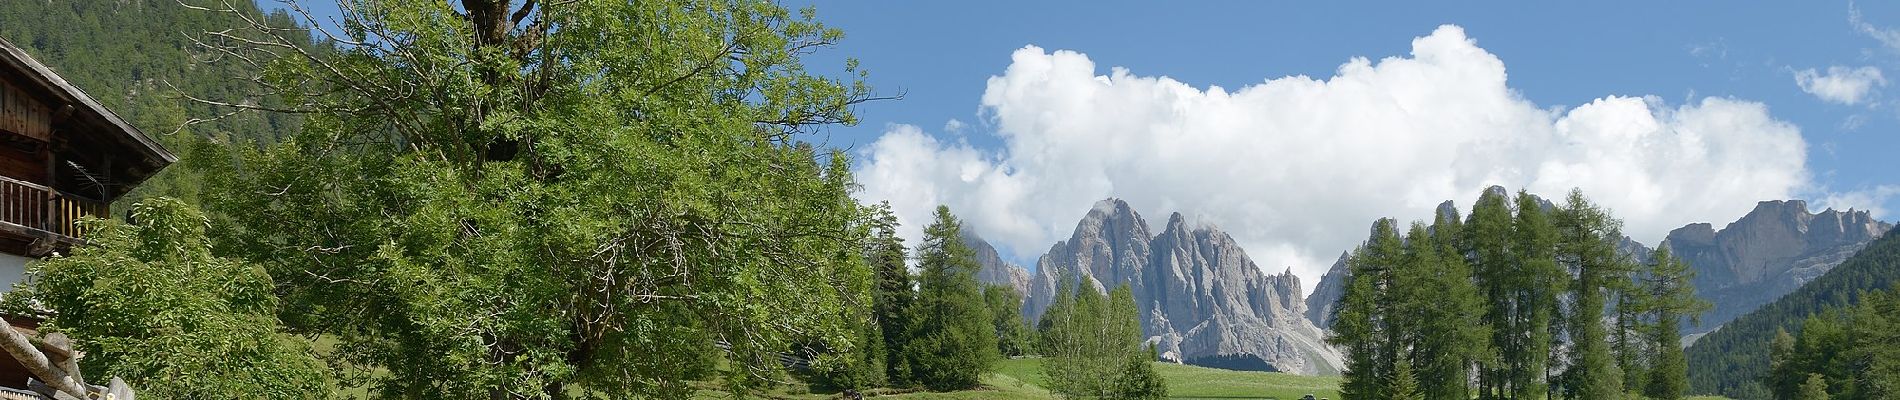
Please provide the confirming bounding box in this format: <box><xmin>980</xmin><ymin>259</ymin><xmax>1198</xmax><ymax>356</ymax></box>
<box><xmin>1684</xmin><ymin>223</ymin><xmax>1900</xmax><ymax>399</ymax></box>
<box><xmin>1330</xmin><ymin>188</ymin><xmax>1708</xmax><ymax>400</ymax></box>
<box><xmin>828</xmin><ymin>204</ymin><xmax>1164</xmax><ymax>398</ymax></box>
<box><xmin>1763</xmin><ymin>288</ymin><xmax>1900</xmax><ymax>400</ymax></box>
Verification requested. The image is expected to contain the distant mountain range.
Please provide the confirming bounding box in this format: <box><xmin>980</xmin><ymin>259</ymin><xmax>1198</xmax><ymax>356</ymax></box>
<box><xmin>968</xmin><ymin>193</ymin><xmax>1888</xmax><ymax>378</ymax></box>
<box><xmin>969</xmin><ymin>199</ymin><xmax>1341</xmax><ymax>375</ymax></box>
<box><xmin>1661</xmin><ymin>200</ymin><xmax>1891</xmax><ymax>334</ymax></box>
<box><xmin>1302</xmin><ymin>189</ymin><xmax>1889</xmax><ymax>338</ymax></box>
<box><xmin>1683</xmin><ymin>217</ymin><xmax>1900</xmax><ymax>398</ymax></box>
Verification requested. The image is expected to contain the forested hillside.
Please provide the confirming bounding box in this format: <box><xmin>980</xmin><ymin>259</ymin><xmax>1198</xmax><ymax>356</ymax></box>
<box><xmin>0</xmin><ymin>0</ymin><xmax>309</xmax><ymax>206</ymax></box>
<box><xmin>1686</xmin><ymin>226</ymin><xmax>1900</xmax><ymax>398</ymax></box>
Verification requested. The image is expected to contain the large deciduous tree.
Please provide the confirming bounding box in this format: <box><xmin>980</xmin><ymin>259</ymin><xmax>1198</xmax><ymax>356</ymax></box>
<box><xmin>186</xmin><ymin>0</ymin><xmax>882</xmax><ymax>397</ymax></box>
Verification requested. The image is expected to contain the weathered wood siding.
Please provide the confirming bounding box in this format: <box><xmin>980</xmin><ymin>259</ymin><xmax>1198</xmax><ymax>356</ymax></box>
<box><xmin>0</xmin><ymin>82</ymin><xmax>50</xmax><ymax>142</ymax></box>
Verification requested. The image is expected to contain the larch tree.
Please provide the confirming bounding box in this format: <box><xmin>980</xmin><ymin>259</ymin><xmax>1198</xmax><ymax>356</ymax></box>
<box><xmin>1512</xmin><ymin>190</ymin><xmax>1567</xmax><ymax>400</ymax></box>
<box><xmin>1415</xmin><ymin>209</ymin><xmax>1489</xmax><ymax>400</ymax></box>
<box><xmin>1642</xmin><ymin>247</ymin><xmax>1709</xmax><ymax>400</ymax></box>
<box><xmin>1466</xmin><ymin>188</ymin><xmax>1517</xmax><ymax>399</ymax></box>
<box><xmin>1555</xmin><ymin>189</ymin><xmax>1629</xmax><ymax>398</ymax></box>
<box><xmin>1331</xmin><ymin>218</ymin><xmax>1403</xmax><ymax>400</ymax></box>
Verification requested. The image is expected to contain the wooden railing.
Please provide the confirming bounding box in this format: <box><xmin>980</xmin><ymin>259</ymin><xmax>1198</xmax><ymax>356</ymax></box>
<box><xmin>0</xmin><ymin>176</ymin><xmax>107</xmax><ymax>240</ymax></box>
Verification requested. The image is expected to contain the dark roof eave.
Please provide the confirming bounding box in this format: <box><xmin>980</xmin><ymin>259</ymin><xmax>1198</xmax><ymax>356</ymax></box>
<box><xmin>0</xmin><ymin>37</ymin><xmax>178</xmax><ymax>167</ymax></box>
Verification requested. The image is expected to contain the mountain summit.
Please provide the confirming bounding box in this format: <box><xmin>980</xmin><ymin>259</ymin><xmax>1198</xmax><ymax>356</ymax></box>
<box><xmin>982</xmin><ymin>199</ymin><xmax>1342</xmax><ymax>375</ymax></box>
<box><xmin>1662</xmin><ymin>200</ymin><xmax>1891</xmax><ymax>334</ymax></box>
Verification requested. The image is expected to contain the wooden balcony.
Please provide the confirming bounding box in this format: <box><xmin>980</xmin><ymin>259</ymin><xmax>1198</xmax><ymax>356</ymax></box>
<box><xmin>0</xmin><ymin>175</ymin><xmax>106</xmax><ymax>250</ymax></box>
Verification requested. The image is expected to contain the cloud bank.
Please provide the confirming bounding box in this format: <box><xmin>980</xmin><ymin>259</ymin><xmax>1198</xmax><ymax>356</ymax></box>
<box><xmin>854</xmin><ymin>25</ymin><xmax>1811</xmax><ymax>292</ymax></box>
<box><xmin>1794</xmin><ymin>66</ymin><xmax>1888</xmax><ymax>105</ymax></box>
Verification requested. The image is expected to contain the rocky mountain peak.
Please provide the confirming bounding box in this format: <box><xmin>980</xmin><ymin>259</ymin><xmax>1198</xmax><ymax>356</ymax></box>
<box><xmin>1025</xmin><ymin>198</ymin><xmax>1342</xmax><ymax>375</ymax></box>
<box><xmin>963</xmin><ymin>232</ymin><xmax>1032</xmax><ymax>305</ymax></box>
<box><xmin>1662</xmin><ymin>200</ymin><xmax>1891</xmax><ymax>334</ymax></box>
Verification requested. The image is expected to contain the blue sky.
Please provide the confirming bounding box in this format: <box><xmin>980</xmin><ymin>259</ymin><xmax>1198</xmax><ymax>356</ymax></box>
<box><xmin>797</xmin><ymin>0</ymin><xmax>1894</xmax><ymax>190</ymax></box>
<box><xmin>282</xmin><ymin>1</ymin><xmax>1900</xmax><ymax>285</ymax></box>
<box><xmin>795</xmin><ymin>1</ymin><xmax>1900</xmax><ymax>282</ymax></box>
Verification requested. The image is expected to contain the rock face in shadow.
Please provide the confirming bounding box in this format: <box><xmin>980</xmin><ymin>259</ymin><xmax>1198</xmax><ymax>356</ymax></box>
<box><xmin>1662</xmin><ymin>200</ymin><xmax>1891</xmax><ymax>334</ymax></box>
<box><xmin>1304</xmin><ymin>253</ymin><xmax>1350</xmax><ymax>330</ymax></box>
<box><xmin>1022</xmin><ymin>199</ymin><xmax>1342</xmax><ymax>375</ymax></box>
<box><xmin>964</xmin><ymin>232</ymin><xmax>1032</xmax><ymax>304</ymax></box>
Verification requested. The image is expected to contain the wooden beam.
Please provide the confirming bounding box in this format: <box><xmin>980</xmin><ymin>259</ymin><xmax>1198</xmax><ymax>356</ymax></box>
<box><xmin>0</xmin><ymin>316</ymin><xmax>87</xmax><ymax>399</ymax></box>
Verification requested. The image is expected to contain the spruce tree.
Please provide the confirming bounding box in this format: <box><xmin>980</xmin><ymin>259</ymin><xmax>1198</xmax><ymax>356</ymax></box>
<box><xmin>904</xmin><ymin>206</ymin><xmax>999</xmax><ymax>391</ymax></box>
<box><xmin>1115</xmin><ymin>344</ymin><xmax>1169</xmax><ymax>399</ymax></box>
<box><xmin>1386</xmin><ymin>356</ymin><xmax>1423</xmax><ymax>400</ymax></box>
<box><xmin>866</xmin><ymin>203</ymin><xmax>917</xmax><ymax>384</ymax></box>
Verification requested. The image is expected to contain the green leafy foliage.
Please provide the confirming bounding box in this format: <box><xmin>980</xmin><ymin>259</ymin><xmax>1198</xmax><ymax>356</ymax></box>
<box><xmin>1038</xmin><ymin>281</ymin><xmax>1162</xmax><ymax>399</ymax></box>
<box><xmin>174</xmin><ymin>0</ymin><xmax>885</xmax><ymax>397</ymax></box>
<box><xmin>11</xmin><ymin>198</ymin><xmax>329</xmax><ymax>399</ymax></box>
<box><xmin>984</xmin><ymin>284</ymin><xmax>1033</xmax><ymax>358</ymax></box>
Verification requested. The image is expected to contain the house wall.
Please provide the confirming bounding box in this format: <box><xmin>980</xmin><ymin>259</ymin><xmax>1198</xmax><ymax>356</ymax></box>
<box><xmin>0</xmin><ymin>252</ymin><xmax>25</xmax><ymax>293</ymax></box>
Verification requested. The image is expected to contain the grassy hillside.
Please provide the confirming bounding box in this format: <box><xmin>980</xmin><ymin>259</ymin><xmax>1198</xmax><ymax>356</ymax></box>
<box><xmin>1685</xmin><ymin>227</ymin><xmax>1900</xmax><ymax>399</ymax></box>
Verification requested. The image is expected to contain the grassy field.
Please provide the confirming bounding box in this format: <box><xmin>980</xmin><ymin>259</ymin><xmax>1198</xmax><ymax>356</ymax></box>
<box><xmin>695</xmin><ymin>358</ymin><xmax>1339</xmax><ymax>399</ymax></box>
<box><xmin>687</xmin><ymin>357</ymin><xmax>1735</xmax><ymax>399</ymax></box>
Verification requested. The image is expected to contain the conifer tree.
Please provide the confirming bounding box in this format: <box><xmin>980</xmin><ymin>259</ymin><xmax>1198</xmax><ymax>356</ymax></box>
<box><xmin>1642</xmin><ymin>248</ymin><xmax>1708</xmax><ymax>400</ymax></box>
<box><xmin>866</xmin><ymin>203</ymin><xmax>917</xmax><ymax>384</ymax></box>
<box><xmin>904</xmin><ymin>206</ymin><xmax>999</xmax><ymax>391</ymax></box>
<box><xmin>1466</xmin><ymin>189</ymin><xmax>1516</xmax><ymax>398</ymax></box>
<box><xmin>1331</xmin><ymin>219</ymin><xmax>1403</xmax><ymax>400</ymax></box>
<box><xmin>1767</xmin><ymin>328</ymin><xmax>1800</xmax><ymax>399</ymax></box>
<box><xmin>1415</xmin><ymin>211</ymin><xmax>1488</xmax><ymax>400</ymax></box>
<box><xmin>1512</xmin><ymin>191</ymin><xmax>1568</xmax><ymax>400</ymax></box>
<box><xmin>1798</xmin><ymin>374</ymin><xmax>1831</xmax><ymax>400</ymax></box>
<box><xmin>1554</xmin><ymin>189</ymin><xmax>1627</xmax><ymax>398</ymax></box>
<box><xmin>1386</xmin><ymin>356</ymin><xmax>1423</xmax><ymax>400</ymax></box>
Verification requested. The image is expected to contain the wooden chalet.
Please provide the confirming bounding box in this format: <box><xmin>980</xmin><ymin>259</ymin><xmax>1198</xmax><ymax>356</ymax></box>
<box><xmin>0</xmin><ymin>36</ymin><xmax>175</xmax><ymax>399</ymax></box>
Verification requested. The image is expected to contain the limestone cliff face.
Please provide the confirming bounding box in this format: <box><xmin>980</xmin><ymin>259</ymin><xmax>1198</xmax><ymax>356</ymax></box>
<box><xmin>1023</xmin><ymin>199</ymin><xmax>1342</xmax><ymax>375</ymax></box>
<box><xmin>1027</xmin><ymin>199</ymin><xmax>1154</xmax><ymax>320</ymax></box>
<box><xmin>964</xmin><ymin>232</ymin><xmax>1032</xmax><ymax>305</ymax></box>
<box><xmin>1143</xmin><ymin>213</ymin><xmax>1340</xmax><ymax>375</ymax></box>
<box><xmin>1304</xmin><ymin>252</ymin><xmax>1350</xmax><ymax>329</ymax></box>
<box><xmin>1662</xmin><ymin>200</ymin><xmax>1891</xmax><ymax>334</ymax></box>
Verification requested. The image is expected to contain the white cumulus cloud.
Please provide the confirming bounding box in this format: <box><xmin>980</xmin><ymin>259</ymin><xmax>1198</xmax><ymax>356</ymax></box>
<box><xmin>853</xmin><ymin>25</ymin><xmax>1811</xmax><ymax>293</ymax></box>
<box><xmin>1794</xmin><ymin>66</ymin><xmax>1888</xmax><ymax>105</ymax></box>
